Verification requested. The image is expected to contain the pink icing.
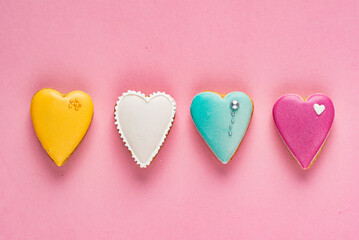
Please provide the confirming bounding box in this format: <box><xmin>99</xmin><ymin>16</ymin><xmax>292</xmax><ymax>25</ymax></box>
<box><xmin>273</xmin><ymin>94</ymin><xmax>335</xmax><ymax>169</ymax></box>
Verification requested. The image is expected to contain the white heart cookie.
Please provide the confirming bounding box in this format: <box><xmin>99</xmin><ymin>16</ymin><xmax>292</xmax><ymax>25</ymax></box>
<box><xmin>313</xmin><ymin>103</ymin><xmax>325</xmax><ymax>115</ymax></box>
<box><xmin>114</xmin><ymin>91</ymin><xmax>176</xmax><ymax>168</ymax></box>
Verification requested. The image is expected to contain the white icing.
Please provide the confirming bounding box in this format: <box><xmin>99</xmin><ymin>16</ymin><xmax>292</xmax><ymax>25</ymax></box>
<box><xmin>313</xmin><ymin>103</ymin><xmax>325</xmax><ymax>115</ymax></box>
<box><xmin>114</xmin><ymin>90</ymin><xmax>176</xmax><ymax>168</ymax></box>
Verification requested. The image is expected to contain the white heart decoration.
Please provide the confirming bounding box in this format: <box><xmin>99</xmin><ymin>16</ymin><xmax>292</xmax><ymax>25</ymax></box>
<box><xmin>114</xmin><ymin>91</ymin><xmax>176</xmax><ymax>168</ymax></box>
<box><xmin>313</xmin><ymin>103</ymin><xmax>325</xmax><ymax>115</ymax></box>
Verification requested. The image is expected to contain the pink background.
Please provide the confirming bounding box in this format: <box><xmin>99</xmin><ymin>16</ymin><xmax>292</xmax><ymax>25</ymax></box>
<box><xmin>1</xmin><ymin>0</ymin><xmax>359</xmax><ymax>239</ymax></box>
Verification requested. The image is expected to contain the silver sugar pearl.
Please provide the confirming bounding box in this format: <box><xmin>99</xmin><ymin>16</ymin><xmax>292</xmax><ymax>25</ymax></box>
<box><xmin>231</xmin><ymin>100</ymin><xmax>239</xmax><ymax>110</ymax></box>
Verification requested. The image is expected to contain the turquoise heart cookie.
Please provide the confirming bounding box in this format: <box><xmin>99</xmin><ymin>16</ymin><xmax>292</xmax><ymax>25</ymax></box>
<box><xmin>190</xmin><ymin>91</ymin><xmax>253</xmax><ymax>164</ymax></box>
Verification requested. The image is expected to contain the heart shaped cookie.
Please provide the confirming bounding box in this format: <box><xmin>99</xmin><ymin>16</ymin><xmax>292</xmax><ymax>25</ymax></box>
<box><xmin>30</xmin><ymin>89</ymin><xmax>94</xmax><ymax>166</ymax></box>
<box><xmin>114</xmin><ymin>91</ymin><xmax>176</xmax><ymax>168</ymax></box>
<box><xmin>190</xmin><ymin>91</ymin><xmax>253</xmax><ymax>164</ymax></box>
<box><xmin>273</xmin><ymin>93</ymin><xmax>334</xmax><ymax>169</ymax></box>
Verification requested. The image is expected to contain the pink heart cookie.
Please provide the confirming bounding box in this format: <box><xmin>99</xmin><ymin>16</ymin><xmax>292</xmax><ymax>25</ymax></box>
<box><xmin>273</xmin><ymin>93</ymin><xmax>334</xmax><ymax>170</ymax></box>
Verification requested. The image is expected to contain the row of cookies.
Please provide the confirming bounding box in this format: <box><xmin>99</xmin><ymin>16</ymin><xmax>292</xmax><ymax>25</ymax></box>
<box><xmin>30</xmin><ymin>89</ymin><xmax>334</xmax><ymax>170</ymax></box>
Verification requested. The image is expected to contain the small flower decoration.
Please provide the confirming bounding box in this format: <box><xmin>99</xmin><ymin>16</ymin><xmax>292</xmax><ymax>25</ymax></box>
<box><xmin>68</xmin><ymin>98</ymin><xmax>82</xmax><ymax>111</ymax></box>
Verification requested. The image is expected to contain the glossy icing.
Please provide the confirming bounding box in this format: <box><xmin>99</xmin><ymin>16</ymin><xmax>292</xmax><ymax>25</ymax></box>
<box><xmin>114</xmin><ymin>91</ymin><xmax>176</xmax><ymax>168</ymax></box>
<box><xmin>190</xmin><ymin>91</ymin><xmax>253</xmax><ymax>164</ymax></box>
<box><xmin>30</xmin><ymin>88</ymin><xmax>94</xmax><ymax>166</ymax></box>
<box><xmin>273</xmin><ymin>93</ymin><xmax>334</xmax><ymax>169</ymax></box>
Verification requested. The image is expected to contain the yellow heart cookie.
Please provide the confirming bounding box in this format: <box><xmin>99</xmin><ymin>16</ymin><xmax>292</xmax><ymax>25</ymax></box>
<box><xmin>30</xmin><ymin>88</ymin><xmax>94</xmax><ymax>166</ymax></box>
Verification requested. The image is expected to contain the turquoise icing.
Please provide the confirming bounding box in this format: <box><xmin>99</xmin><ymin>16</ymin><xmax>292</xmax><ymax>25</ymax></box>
<box><xmin>190</xmin><ymin>92</ymin><xmax>253</xmax><ymax>163</ymax></box>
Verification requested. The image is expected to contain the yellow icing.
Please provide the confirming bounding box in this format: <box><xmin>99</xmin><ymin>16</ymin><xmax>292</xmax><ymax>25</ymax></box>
<box><xmin>30</xmin><ymin>89</ymin><xmax>93</xmax><ymax>166</ymax></box>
